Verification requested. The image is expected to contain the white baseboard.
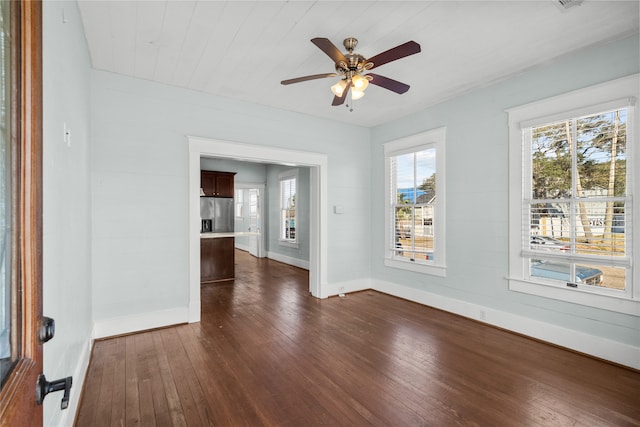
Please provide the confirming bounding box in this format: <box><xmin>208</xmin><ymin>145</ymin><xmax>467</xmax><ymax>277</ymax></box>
<box><xmin>92</xmin><ymin>307</ymin><xmax>190</xmax><ymax>339</ymax></box>
<box><xmin>59</xmin><ymin>331</ymin><xmax>93</xmax><ymax>427</ymax></box>
<box><xmin>235</xmin><ymin>242</ymin><xmax>250</xmax><ymax>252</ymax></box>
<box><xmin>266</xmin><ymin>251</ymin><xmax>310</xmax><ymax>270</ymax></box>
<box><xmin>323</xmin><ymin>278</ymin><xmax>372</xmax><ymax>299</ymax></box>
<box><xmin>371</xmin><ymin>278</ymin><xmax>640</xmax><ymax>370</ymax></box>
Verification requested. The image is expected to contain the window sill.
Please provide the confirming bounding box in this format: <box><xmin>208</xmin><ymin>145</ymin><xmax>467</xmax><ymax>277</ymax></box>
<box><xmin>384</xmin><ymin>258</ymin><xmax>446</xmax><ymax>277</ymax></box>
<box><xmin>508</xmin><ymin>277</ymin><xmax>639</xmax><ymax>316</ymax></box>
<box><xmin>279</xmin><ymin>240</ymin><xmax>299</xmax><ymax>249</ymax></box>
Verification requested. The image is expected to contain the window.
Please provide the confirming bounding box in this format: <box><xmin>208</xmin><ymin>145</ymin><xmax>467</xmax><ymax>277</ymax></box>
<box><xmin>384</xmin><ymin>127</ymin><xmax>446</xmax><ymax>277</ymax></box>
<box><xmin>235</xmin><ymin>189</ymin><xmax>243</xmax><ymax>218</ymax></box>
<box><xmin>279</xmin><ymin>170</ymin><xmax>297</xmax><ymax>247</ymax></box>
<box><xmin>507</xmin><ymin>75</ymin><xmax>639</xmax><ymax>314</ymax></box>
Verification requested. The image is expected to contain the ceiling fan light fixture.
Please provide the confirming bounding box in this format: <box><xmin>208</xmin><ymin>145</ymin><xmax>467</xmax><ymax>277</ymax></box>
<box><xmin>331</xmin><ymin>79</ymin><xmax>348</xmax><ymax>96</ymax></box>
<box><xmin>351</xmin><ymin>89</ymin><xmax>365</xmax><ymax>100</ymax></box>
<box><xmin>351</xmin><ymin>74</ymin><xmax>369</xmax><ymax>91</ymax></box>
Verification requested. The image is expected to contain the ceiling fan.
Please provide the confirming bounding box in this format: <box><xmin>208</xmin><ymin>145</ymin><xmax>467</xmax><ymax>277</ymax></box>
<box><xmin>281</xmin><ymin>37</ymin><xmax>421</xmax><ymax>107</ymax></box>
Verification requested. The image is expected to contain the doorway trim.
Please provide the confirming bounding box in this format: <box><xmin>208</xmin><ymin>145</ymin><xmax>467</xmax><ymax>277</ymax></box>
<box><xmin>187</xmin><ymin>136</ymin><xmax>328</xmax><ymax>323</ymax></box>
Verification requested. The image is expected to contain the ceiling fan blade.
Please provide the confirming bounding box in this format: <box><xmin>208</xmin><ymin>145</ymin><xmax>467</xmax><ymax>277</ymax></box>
<box><xmin>281</xmin><ymin>73</ymin><xmax>338</xmax><ymax>85</ymax></box>
<box><xmin>367</xmin><ymin>73</ymin><xmax>410</xmax><ymax>94</ymax></box>
<box><xmin>311</xmin><ymin>38</ymin><xmax>348</xmax><ymax>65</ymax></box>
<box><xmin>365</xmin><ymin>41</ymin><xmax>421</xmax><ymax>70</ymax></box>
<box><xmin>331</xmin><ymin>80</ymin><xmax>351</xmax><ymax>106</ymax></box>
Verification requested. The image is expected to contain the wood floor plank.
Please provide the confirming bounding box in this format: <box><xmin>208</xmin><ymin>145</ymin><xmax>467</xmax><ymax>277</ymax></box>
<box><xmin>76</xmin><ymin>249</ymin><xmax>640</xmax><ymax>426</ymax></box>
<box><xmin>93</xmin><ymin>340</ymin><xmax>117</xmax><ymax>426</ymax></box>
<box><xmin>137</xmin><ymin>379</ymin><xmax>156</xmax><ymax>427</ymax></box>
<box><xmin>124</xmin><ymin>334</ymin><xmax>141</xmax><ymax>426</ymax></box>
<box><xmin>109</xmin><ymin>337</ymin><xmax>127</xmax><ymax>427</ymax></box>
<box><xmin>134</xmin><ymin>333</ymin><xmax>159</xmax><ymax>427</ymax></box>
<box><xmin>151</xmin><ymin>333</ymin><xmax>188</xmax><ymax>427</ymax></box>
<box><xmin>158</xmin><ymin>327</ymin><xmax>212</xmax><ymax>426</ymax></box>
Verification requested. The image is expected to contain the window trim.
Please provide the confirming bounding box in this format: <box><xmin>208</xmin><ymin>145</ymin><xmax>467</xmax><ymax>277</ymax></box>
<box><xmin>384</xmin><ymin>127</ymin><xmax>446</xmax><ymax>277</ymax></box>
<box><xmin>507</xmin><ymin>74</ymin><xmax>639</xmax><ymax>315</ymax></box>
<box><xmin>278</xmin><ymin>169</ymin><xmax>298</xmax><ymax>248</ymax></box>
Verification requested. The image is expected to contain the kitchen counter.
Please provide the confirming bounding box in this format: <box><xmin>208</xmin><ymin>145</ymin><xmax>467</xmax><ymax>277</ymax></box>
<box><xmin>200</xmin><ymin>232</ymin><xmax>259</xmax><ymax>239</ymax></box>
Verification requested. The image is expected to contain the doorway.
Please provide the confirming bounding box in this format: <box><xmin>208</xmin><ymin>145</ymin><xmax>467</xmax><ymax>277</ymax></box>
<box><xmin>188</xmin><ymin>137</ymin><xmax>328</xmax><ymax>323</ymax></box>
<box><xmin>234</xmin><ymin>184</ymin><xmax>265</xmax><ymax>259</ymax></box>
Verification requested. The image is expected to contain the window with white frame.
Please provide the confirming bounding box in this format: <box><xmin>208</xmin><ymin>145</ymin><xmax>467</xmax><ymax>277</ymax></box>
<box><xmin>507</xmin><ymin>75</ymin><xmax>639</xmax><ymax>315</ymax></box>
<box><xmin>279</xmin><ymin>170</ymin><xmax>297</xmax><ymax>246</ymax></box>
<box><xmin>384</xmin><ymin>127</ymin><xmax>446</xmax><ymax>277</ymax></box>
<box><xmin>235</xmin><ymin>189</ymin><xmax>243</xmax><ymax>218</ymax></box>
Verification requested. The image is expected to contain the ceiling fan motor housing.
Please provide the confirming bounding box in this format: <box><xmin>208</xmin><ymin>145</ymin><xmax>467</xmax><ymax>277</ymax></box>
<box><xmin>335</xmin><ymin>38</ymin><xmax>371</xmax><ymax>78</ymax></box>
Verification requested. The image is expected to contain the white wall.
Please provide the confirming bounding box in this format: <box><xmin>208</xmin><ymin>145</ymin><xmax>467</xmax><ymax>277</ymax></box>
<box><xmin>90</xmin><ymin>70</ymin><xmax>371</xmax><ymax>328</ymax></box>
<box><xmin>42</xmin><ymin>1</ymin><xmax>93</xmax><ymax>424</ymax></box>
<box><xmin>370</xmin><ymin>35</ymin><xmax>640</xmax><ymax>367</ymax></box>
<box><xmin>266</xmin><ymin>165</ymin><xmax>311</xmax><ymax>266</ymax></box>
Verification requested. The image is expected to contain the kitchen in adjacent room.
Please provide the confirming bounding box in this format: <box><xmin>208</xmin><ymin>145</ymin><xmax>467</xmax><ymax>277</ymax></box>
<box><xmin>200</xmin><ymin>170</ymin><xmax>236</xmax><ymax>283</ymax></box>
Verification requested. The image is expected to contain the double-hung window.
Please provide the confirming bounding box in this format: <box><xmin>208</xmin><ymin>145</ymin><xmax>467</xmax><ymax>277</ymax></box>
<box><xmin>279</xmin><ymin>170</ymin><xmax>297</xmax><ymax>247</ymax></box>
<box><xmin>507</xmin><ymin>75</ymin><xmax>639</xmax><ymax>314</ymax></box>
<box><xmin>384</xmin><ymin>127</ymin><xmax>446</xmax><ymax>277</ymax></box>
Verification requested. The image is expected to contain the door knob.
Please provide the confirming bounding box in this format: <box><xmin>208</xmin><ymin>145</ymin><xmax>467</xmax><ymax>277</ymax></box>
<box><xmin>35</xmin><ymin>374</ymin><xmax>72</xmax><ymax>409</ymax></box>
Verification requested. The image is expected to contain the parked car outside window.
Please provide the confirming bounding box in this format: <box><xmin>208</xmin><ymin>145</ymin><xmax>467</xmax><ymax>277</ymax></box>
<box><xmin>531</xmin><ymin>260</ymin><xmax>604</xmax><ymax>287</ymax></box>
<box><xmin>530</xmin><ymin>235</ymin><xmax>570</xmax><ymax>252</ymax></box>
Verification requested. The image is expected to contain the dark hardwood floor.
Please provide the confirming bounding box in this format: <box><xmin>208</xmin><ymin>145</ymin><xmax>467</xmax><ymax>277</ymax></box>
<box><xmin>75</xmin><ymin>249</ymin><xmax>640</xmax><ymax>426</ymax></box>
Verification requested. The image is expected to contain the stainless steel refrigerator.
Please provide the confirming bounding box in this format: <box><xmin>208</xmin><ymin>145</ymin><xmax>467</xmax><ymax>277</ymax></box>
<box><xmin>200</xmin><ymin>197</ymin><xmax>234</xmax><ymax>233</ymax></box>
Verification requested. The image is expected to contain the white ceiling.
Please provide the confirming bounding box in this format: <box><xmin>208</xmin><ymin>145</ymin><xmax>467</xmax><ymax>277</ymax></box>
<box><xmin>77</xmin><ymin>1</ymin><xmax>639</xmax><ymax>128</ymax></box>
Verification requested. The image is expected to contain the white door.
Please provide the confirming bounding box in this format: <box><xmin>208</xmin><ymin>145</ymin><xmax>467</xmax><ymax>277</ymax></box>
<box><xmin>247</xmin><ymin>188</ymin><xmax>261</xmax><ymax>257</ymax></box>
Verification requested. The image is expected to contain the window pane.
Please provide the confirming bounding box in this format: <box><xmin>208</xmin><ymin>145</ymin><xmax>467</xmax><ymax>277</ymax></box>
<box><xmin>531</xmin><ymin>122</ymin><xmax>571</xmax><ymax>199</ymax></box>
<box><xmin>529</xmin><ymin>202</ymin><xmax>571</xmax><ymax>250</ymax></box>
<box><xmin>598</xmin><ymin>265</ymin><xmax>626</xmax><ymax>290</ymax></box>
<box><xmin>395</xmin><ymin>206</ymin><xmax>414</xmax><ymax>260</ymax></box>
<box><xmin>416</xmin><ymin>148</ymin><xmax>436</xmax><ymax>202</ymax></box>
<box><xmin>415</xmin><ymin>205</ymin><xmax>434</xmax><ymax>256</ymax></box>
<box><xmin>529</xmin><ymin>260</ymin><xmax>605</xmax><ymax>287</ymax></box>
<box><xmin>573</xmin><ymin>201</ymin><xmax>625</xmax><ymax>257</ymax></box>
<box><xmin>393</xmin><ymin>153</ymin><xmax>415</xmax><ymax>203</ymax></box>
<box><xmin>576</xmin><ymin>109</ymin><xmax>626</xmax><ymax>198</ymax></box>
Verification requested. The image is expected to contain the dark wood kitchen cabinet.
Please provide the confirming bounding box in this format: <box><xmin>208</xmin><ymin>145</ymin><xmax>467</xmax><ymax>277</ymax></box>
<box><xmin>201</xmin><ymin>171</ymin><xmax>235</xmax><ymax>197</ymax></box>
<box><xmin>201</xmin><ymin>237</ymin><xmax>235</xmax><ymax>283</ymax></box>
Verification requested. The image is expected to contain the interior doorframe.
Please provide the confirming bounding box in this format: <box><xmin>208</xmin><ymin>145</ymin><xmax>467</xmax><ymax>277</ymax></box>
<box><xmin>187</xmin><ymin>136</ymin><xmax>328</xmax><ymax>323</ymax></box>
